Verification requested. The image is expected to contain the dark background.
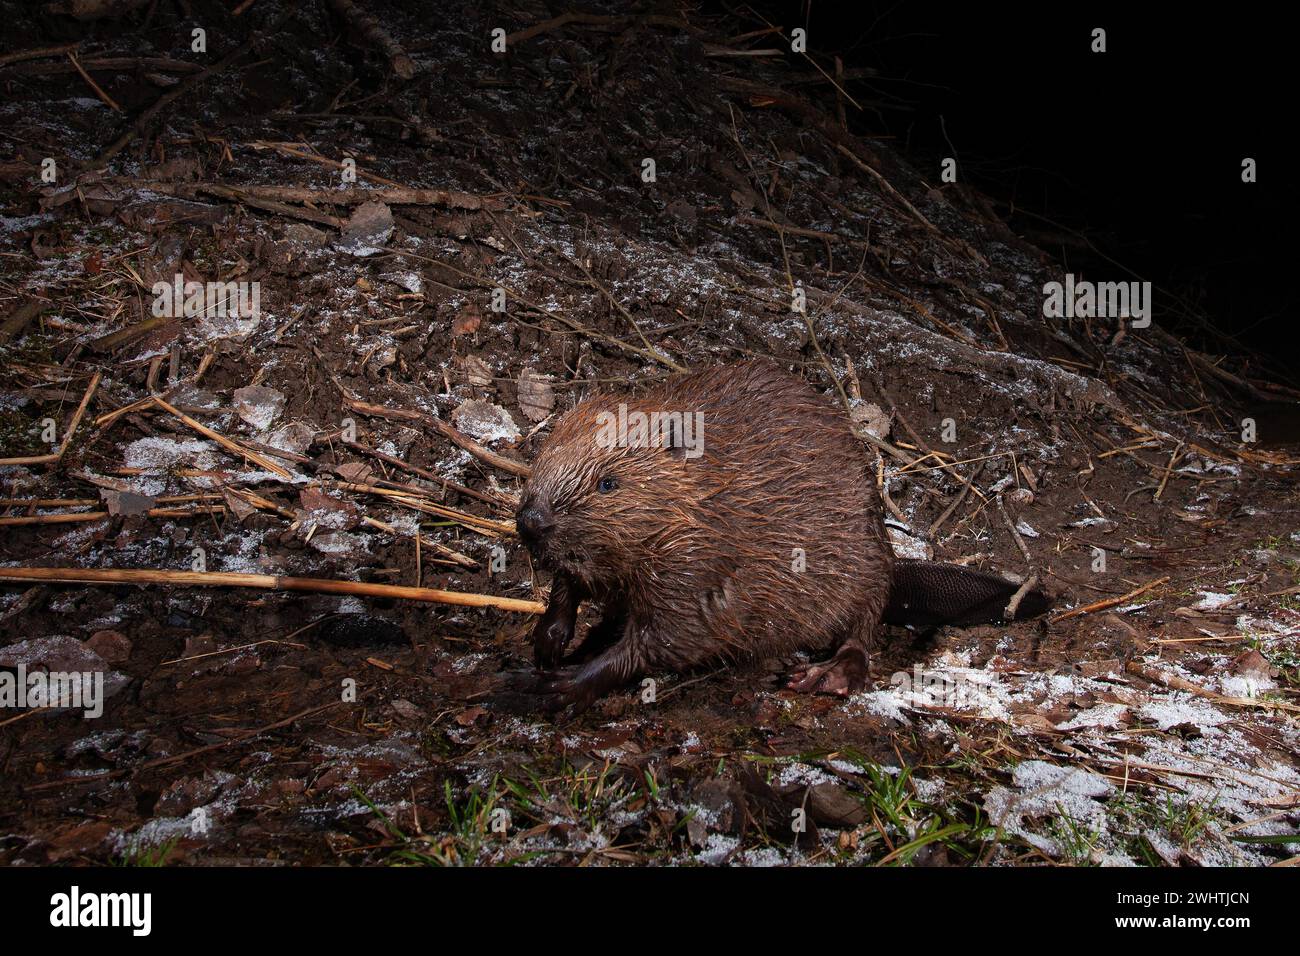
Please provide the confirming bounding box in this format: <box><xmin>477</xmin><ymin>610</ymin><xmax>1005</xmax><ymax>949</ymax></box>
<box><xmin>738</xmin><ymin>2</ymin><xmax>1292</xmax><ymax>357</ymax></box>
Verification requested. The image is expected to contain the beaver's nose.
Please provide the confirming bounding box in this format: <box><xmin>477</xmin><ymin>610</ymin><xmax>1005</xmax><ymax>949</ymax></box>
<box><xmin>516</xmin><ymin>498</ymin><xmax>556</xmax><ymax>549</ymax></box>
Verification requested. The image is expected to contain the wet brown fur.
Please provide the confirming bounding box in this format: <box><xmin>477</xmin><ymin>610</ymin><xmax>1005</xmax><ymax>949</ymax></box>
<box><xmin>519</xmin><ymin>360</ymin><xmax>893</xmax><ymax>709</ymax></box>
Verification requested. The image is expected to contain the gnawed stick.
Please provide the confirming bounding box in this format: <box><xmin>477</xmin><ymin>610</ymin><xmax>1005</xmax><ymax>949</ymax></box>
<box><xmin>193</xmin><ymin>183</ymin><xmax>342</xmax><ymax>228</ymax></box>
<box><xmin>226</xmin><ymin>486</ymin><xmax>480</xmax><ymax>567</ymax></box>
<box><xmin>55</xmin><ymin>369</ymin><xmax>100</xmax><ymax>463</ymax></box>
<box><xmin>833</xmin><ymin>143</ymin><xmax>987</xmax><ymax>267</ymax></box>
<box><xmin>326</xmin><ymin>0</ymin><xmax>418</xmax><ymax>80</ymax></box>
<box><xmin>1003</xmin><ymin>574</ymin><xmax>1039</xmax><ymax>621</ymax></box>
<box><xmin>1050</xmin><ymin>575</ymin><xmax>1170</xmax><ymax>623</ymax></box>
<box><xmin>1</xmin><ymin>494</ymin><xmax>222</xmax><ymax>508</ymax></box>
<box><xmin>361</xmin><ymin>515</ymin><xmax>477</xmax><ymax>569</ymax></box>
<box><xmin>1153</xmin><ymin>442</ymin><xmax>1185</xmax><ymax>501</ymax></box>
<box><xmin>68</xmin><ymin>50</ymin><xmax>121</xmax><ymax>111</ymax></box>
<box><xmin>330</xmin><ymin>481</ymin><xmax>515</xmax><ymax>536</ymax></box>
<box><xmin>0</xmin><ymin>42</ymin><xmax>80</xmax><ymax>68</ymax></box>
<box><xmin>929</xmin><ymin>460</ymin><xmax>982</xmax><ymax>537</ymax></box>
<box><xmin>5</xmin><ymin>54</ymin><xmax>202</xmax><ymax>75</ymax></box>
<box><xmin>88</xmin><ymin>315</ymin><xmax>176</xmax><ymax>353</ymax></box>
<box><xmin>0</xmin><ymin>566</ymin><xmax>545</xmax><ymax>614</ymax></box>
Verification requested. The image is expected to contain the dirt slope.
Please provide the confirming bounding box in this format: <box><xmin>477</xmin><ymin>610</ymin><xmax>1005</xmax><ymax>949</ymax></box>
<box><xmin>1</xmin><ymin>0</ymin><xmax>1297</xmax><ymax>866</ymax></box>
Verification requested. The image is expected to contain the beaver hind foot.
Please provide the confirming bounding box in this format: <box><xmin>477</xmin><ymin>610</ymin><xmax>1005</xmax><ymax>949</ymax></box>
<box><xmin>786</xmin><ymin>645</ymin><xmax>870</xmax><ymax>696</ymax></box>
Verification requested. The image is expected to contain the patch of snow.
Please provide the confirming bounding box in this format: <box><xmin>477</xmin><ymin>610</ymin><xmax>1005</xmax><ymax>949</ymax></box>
<box><xmin>1192</xmin><ymin>591</ymin><xmax>1235</xmax><ymax>611</ymax></box>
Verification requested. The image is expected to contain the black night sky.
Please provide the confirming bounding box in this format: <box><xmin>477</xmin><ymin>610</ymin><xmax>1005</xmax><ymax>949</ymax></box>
<box><xmin>742</xmin><ymin>3</ymin><xmax>1293</xmax><ymax>363</ymax></box>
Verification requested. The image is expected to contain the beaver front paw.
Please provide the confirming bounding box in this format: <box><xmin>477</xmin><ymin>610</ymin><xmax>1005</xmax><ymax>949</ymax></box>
<box><xmin>786</xmin><ymin>647</ymin><xmax>869</xmax><ymax>697</ymax></box>
<box><xmin>532</xmin><ymin>610</ymin><xmax>576</xmax><ymax>668</ymax></box>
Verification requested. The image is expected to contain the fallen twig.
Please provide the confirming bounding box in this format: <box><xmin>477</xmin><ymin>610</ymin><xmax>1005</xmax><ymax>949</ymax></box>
<box><xmin>0</xmin><ymin>505</ymin><xmax>224</xmax><ymax>526</ymax></box>
<box><xmin>67</xmin><ymin>50</ymin><xmax>121</xmax><ymax>111</ymax></box>
<box><xmin>1126</xmin><ymin>660</ymin><xmax>1300</xmax><ymax>715</ymax></box>
<box><xmin>360</xmin><ymin>514</ymin><xmax>477</xmax><ymax>569</ymax></box>
<box><xmin>328</xmin><ymin>479</ymin><xmax>515</xmax><ymax>535</ymax></box>
<box><xmin>344</xmin><ymin>397</ymin><xmax>531</xmax><ymax>478</ymax></box>
<box><xmin>0</xmin><ymin>370</ymin><xmax>100</xmax><ymax>468</ymax></box>
<box><xmin>159</xmin><ymin>638</ymin><xmax>308</xmax><ymax>666</ymax></box>
<box><xmin>1004</xmin><ymin>574</ymin><xmax>1039</xmax><ymax>620</ymax></box>
<box><xmin>0</xmin><ymin>566</ymin><xmax>546</xmax><ymax>614</ymax></box>
<box><xmin>340</xmin><ymin>439</ymin><xmax>515</xmax><ymax>510</ymax></box>
<box><xmin>1050</xmin><ymin>575</ymin><xmax>1170</xmax><ymax>623</ymax></box>
<box><xmin>0</xmin><ymin>297</ymin><xmax>51</xmax><ymax>343</ymax></box>
<box><xmin>4</xmin><ymin>55</ymin><xmax>202</xmax><ymax>75</ymax></box>
<box><xmin>997</xmin><ymin>494</ymin><xmax>1033</xmax><ymax>563</ymax></box>
<box><xmin>91</xmin><ymin>6</ymin><xmax>296</xmax><ymax>169</ymax></box>
<box><xmin>326</xmin><ymin>0</ymin><xmax>418</xmax><ymax>80</ymax></box>
<box><xmin>248</xmin><ymin>140</ymin><xmax>404</xmax><ymax>186</ymax></box>
<box><xmin>150</xmin><ymin>393</ymin><xmax>294</xmax><ymax>479</ymax></box>
<box><xmin>1153</xmin><ymin>442</ymin><xmax>1185</xmax><ymax>500</ymax></box>
<box><xmin>0</xmin><ymin>42</ymin><xmax>80</xmax><ymax>68</ymax></box>
<box><xmin>929</xmin><ymin>460</ymin><xmax>983</xmax><ymax>537</ymax></box>
<box><xmin>142</xmin><ymin>181</ymin><xmax>505</xmax><ymax>211</ymax></box>
<box><xmin>391</xmin><ymin>249</ymin><xmax>684</xmax><ymax>374</ymax></box>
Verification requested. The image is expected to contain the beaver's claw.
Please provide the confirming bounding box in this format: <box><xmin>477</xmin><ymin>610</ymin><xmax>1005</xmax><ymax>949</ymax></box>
<box><xmin>531</xmin><ymin>612</ymin><xmax>576</xmax><ymax>668</ymax></box>
<box><xmin>533</xmin><ymin>666</ymin><xmax>599</xmax><ymax>720</ymax></box>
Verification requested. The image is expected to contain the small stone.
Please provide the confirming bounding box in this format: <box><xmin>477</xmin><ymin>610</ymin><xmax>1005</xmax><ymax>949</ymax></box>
<box><xmin>452</xmin><ymin>303</ymin><xmax>482</xmax><ymax>336</ymax></box>
<box><xmin>85</xmin><ymin>629</ymin><xmax>131</xmax><ymax>663</ymax></box>
<box><xmin>100</xmin><ymin>490</ymin><xmax>155</xmax><ymax>516</ymax></box>
<box><xmin>284</xmin><ymin>222</ymin><xmax>327</xmax><ymax>247</ymax></box>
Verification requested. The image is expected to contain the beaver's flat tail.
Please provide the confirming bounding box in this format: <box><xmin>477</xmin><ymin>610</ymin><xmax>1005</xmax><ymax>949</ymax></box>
<box><xmin>884</xmin><ymin>559</ymin><xmax>1050</xmax><ymax>626</ymax></box>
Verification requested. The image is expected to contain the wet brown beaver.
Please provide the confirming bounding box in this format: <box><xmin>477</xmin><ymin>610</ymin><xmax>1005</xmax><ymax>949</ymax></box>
<box><xmin>516</xmin><ymin>360</ymin><xmax>1046</xmax><ymax>712</ymax></box>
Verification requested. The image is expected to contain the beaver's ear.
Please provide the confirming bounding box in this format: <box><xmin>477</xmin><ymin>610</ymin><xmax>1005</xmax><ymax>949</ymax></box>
<box><xmin>663</xmin><ymin>417</ymin><xmax>687</xmax><ymax>461</ymax></box>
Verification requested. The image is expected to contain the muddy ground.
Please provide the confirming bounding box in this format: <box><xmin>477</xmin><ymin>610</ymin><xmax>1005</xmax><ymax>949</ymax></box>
<box><xmin>1</xmin><ymin>0</ymin><xmax>1298</xmax><ymax>866</ymax></box>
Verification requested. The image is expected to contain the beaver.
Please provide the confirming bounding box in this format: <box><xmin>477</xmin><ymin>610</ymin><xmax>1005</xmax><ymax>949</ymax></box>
<box><xmin>516</xmin><ymin>359</ymin><xmax>1047</xmax><ymax>712</ymax></box>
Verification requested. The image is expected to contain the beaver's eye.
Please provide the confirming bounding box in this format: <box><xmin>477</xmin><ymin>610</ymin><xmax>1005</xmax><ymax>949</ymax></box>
<box><xmin>597</xmin><ymin>476</ymin><xmax>618</xmax><ymax>493</ymax></box>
